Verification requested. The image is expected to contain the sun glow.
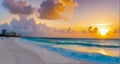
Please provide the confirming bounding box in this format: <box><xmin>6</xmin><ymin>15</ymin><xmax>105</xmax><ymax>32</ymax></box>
<box><xmin>97</xmin><ymin>24</ymin><xmax>110</xmax><ymax>36</ymax></box>
<box><xmin>98</xmin><ymin>28</ymin><xmax>109</xmax><ymax>36</ymax></box>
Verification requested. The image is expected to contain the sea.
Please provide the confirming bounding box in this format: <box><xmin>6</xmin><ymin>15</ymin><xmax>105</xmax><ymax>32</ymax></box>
<box><xmin>22</xmin><ymin>37</ymin><xmax>120</xmax><ymax>64</ymax></box>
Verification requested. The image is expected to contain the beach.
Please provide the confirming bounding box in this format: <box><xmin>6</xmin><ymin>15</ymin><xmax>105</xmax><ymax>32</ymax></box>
<box><xmin>0</xmin><ymin>38</ymin><xmax>97</xmax><ymax>64</ymax></box>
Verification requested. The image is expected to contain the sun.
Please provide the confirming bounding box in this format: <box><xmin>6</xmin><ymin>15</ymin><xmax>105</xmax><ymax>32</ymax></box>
<box><xmin>98</xmin><ymin>28</ymin><xmax>109</xmax><ymax>36</ymax></box>
<box><xmin>97</xmin><ymin>24</ymin><xmax>110</xmax><ymax>36</ymax></box>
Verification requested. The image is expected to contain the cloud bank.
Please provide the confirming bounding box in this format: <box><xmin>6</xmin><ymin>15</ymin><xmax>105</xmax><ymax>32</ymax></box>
<box><xmin>0</xmin><ymin>15</ymin><xmax>119</xmax><ymax>38</ymax></box>
<box><xmin>2</xmin><ymin>0</ymin><xmax>78</xmax><ymax>20</ymax></box>
<box><xmin>0</xmin><ymin>15</ymin><xmax>74</xmax><ymax>37</ymax></box>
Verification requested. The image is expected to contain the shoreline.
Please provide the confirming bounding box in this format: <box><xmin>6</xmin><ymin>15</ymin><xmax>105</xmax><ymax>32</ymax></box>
<box><xmin>17</xmin><ymin>39</ymin><xmax>96</xmax><ymax>64</ymax></box>
<box><xmin>15</xmin><ymin>38</ymin><xmax>82</xmax><ymax>64</ymax></box>
<box><xmin>16</xmin><ymin>38</ymin><xmax>98</xmax><ymax>64</ymax></box>
<box><xmin>0</xmin><ymin>37</ymin><xmax>97</xmax><ymax>64</ymax></box>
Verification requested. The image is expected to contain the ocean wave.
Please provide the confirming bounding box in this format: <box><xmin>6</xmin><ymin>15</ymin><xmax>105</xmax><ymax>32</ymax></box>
<box><xmin>22</xmin><ymin>38</ymin><xmax>120</xmax><ymax>64</ymax></box>
<box><xmin>51</xmin><ymin>42</ymin><xmax>120</xmax><ymax>48</ymax></box>
<box><xmin>35</xmin><ymin>44</ymin><xmax>120</xmax><ymax>64</ymax></box>
<box><xmin>24</xmin><ymin>38</ymin><xmax>120</xmax><ymax>48</ymax></box>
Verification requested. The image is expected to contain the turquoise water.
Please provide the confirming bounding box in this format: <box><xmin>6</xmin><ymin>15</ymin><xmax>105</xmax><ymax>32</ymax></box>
<box><xmin>22</xmin><ymin>37</ymin><xmax>120</xmax><ymax>64</ymax></box>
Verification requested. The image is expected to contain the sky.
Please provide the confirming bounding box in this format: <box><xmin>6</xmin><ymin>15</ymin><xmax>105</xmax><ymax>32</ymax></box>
<box><xmin>0</xmin><ymin>0</ymin><xmax>119</xmax><ymax>38</ymax></box>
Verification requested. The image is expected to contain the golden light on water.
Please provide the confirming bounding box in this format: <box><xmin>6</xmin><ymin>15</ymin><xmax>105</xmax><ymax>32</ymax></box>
<box><xmin>97</xmin><ymin>50</ymin><xmax>107</xmax><ymax>55</ymax></box>
<box><xmin>55</xmin><ymin>45</ymin><xmax>119</xmax><ymax>56</ymax></box>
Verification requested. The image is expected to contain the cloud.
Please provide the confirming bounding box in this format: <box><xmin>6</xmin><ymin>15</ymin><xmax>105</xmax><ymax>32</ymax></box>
<box><xmin>59</xmin><ymin>0</ymin><xmax>78</xmax><ymax>15</ymax></box>
<box><xmin>38</xmin><ymin>0</ymin><xmax>64</xmax><ymax>19</ymax></box>
<box><xmin>55</xmin><ymin>27</ymin><xmax>74</xmax><ymax>34</ymax></box>
<box><xmin>3</xmin><ymin>0</ymin><xmax>34</xmax><ymax>15</ymax></box>
<box><xmin>93</xmin><ymin>27</ymin><xmax>98</xmax><ymax>33</ymax></box>
<box><xmin>0</xmin><ymin>16</ymin><xmax>118</xmax><ymax>38</ymax></box>
<box><xmin>0</xmin><ymin>15</ymin><xmax>75</xmax><ymax>37</ymax></box>
<box><xmin>86</xmin><ymin>26</ymin><xmax>99</xmax><ymax>33</ymax></box>
<box><xmin>88</xmin><ymin>26</ymin><xmax>93</xmax><ymax>33</ymax></box>
<box><xmin>38</xmin><ymin>0</ymin><xmax>77</xmax><ymax>19</ymax></box>
<box><xmin>2</xmin><ymin>0</ymin><xmax>77</xmax><ymax>20</ymax></box>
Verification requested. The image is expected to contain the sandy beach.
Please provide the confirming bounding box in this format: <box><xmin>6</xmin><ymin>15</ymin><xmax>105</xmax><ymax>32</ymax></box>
<box><xmin>0</xmin><ymin>38</ymin><xmax>97</xmax><ymax>64</ymax></box>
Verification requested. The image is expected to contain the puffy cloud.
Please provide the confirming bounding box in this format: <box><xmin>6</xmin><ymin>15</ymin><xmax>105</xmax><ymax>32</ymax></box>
<box><xmin>3</xmin><ymin>0</ymin><xmax>34</xmax><ymax>15</ymax></box>
<box><xmin>2</xmin><ymin>0</ymin><xmax>77</xmax><ymax>20</ymax></box>
<box><xmin>0</xmin><ymin>15</ymin><xmax>75</xmax><ymax>37</ymax></box>
<box><xmin>38</xmin><ymin>0</ymin><xmax>64</xmax><ymax>19</ymax></box>
<box><xmin>38</xmin><ymin>0</ymin><xmax>77</xmax><ymax>19</ymax></box>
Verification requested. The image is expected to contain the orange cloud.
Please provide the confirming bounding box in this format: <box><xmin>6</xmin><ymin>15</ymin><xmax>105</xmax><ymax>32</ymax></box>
<box><xmin>59</xmin><ymin>0</ymin><xmax>78</xmax><ymax>15</ymax></box>
<box><xmin>38</xmin><ymin>0</ymin><xmax>78</xmax><ymax>19</ymax></box>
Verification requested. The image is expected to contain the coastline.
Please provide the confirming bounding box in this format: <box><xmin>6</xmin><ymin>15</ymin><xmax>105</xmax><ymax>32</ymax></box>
<box><xmin>0</xmin><ymin>37</ymin><xmax>97</xmax><ymax>64</ymax></box>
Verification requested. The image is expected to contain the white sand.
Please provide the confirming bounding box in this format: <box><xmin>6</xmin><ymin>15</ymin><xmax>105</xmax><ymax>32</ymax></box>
<box><xmin>0</xmin><ymin>38</ymin><xmax>96</xmax><ymax>64</ymax></box>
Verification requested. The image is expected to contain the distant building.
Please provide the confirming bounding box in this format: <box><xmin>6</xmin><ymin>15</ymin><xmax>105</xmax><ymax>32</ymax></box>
<box><xmin>2</xmin><ymin>29</ymin><xmax>7</xmax><ymax>35</ymax></box>
<box><xmin>0</xmin><ymin>29</ymin><xmax>22</xmax><ymax>37</ymax></box>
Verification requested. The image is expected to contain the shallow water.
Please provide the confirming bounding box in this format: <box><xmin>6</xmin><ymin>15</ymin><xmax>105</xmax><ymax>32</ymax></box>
<box><xmin>23</xmin><ymin>37</ymin><xmax>120</xmax><ymax>64</ymax></box>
